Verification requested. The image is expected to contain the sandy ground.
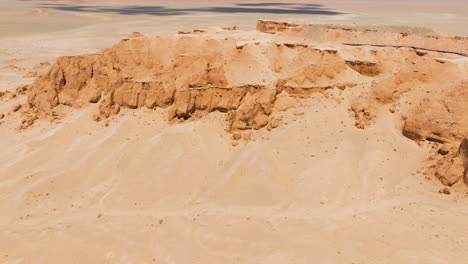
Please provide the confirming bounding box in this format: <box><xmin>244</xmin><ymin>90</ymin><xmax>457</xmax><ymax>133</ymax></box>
<box><xmin>0</xmin><ymin>0</ymin><xmax>468</xmax><ymax>263</ymax></box>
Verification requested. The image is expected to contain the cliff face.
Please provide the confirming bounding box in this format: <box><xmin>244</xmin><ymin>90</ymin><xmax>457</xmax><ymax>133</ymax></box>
<box><xmin>27</xmin><ymin>32</ymin><xmax>361</xmax><ymax>132</ymax></box>
<box><xmin>25</xmin><ymin>21</ymin><xmax>468</xmax><ymax>189</ymax></box>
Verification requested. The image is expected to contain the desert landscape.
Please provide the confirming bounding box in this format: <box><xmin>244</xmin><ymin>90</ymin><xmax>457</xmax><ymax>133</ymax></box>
<box><xmin>0</xmin><ymin>0</ymin><xmax>468</xmax><ymax>263</ymax></box>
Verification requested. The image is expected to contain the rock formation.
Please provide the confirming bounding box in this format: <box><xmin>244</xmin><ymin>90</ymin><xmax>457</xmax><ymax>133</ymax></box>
<box><xmin>23</xmin><ymin>20</ymin><xmax>468</xmax><ymax>189</ymax></box>
<box><xmin>27</xmin><ymin>27</ymin><xmax>363</xmax><ymax>133</ymax></box>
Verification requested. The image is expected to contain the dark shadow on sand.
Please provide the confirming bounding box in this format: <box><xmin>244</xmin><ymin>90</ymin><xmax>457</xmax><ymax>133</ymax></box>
<box><xmin>37</xmin><ymin>2</ymin><xmax>344</xmax><ymax>16</ymax></box>
<box><xmin>236</xmin><ymin>2</ymin><xmax>322</xmax><ymax>7</ymax></box>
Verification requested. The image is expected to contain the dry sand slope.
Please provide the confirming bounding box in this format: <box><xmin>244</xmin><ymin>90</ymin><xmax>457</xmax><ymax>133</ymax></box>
<box><xmin>0</xmin><ymin>20</ymin><xmax>468</xmax><ymax>263</ymax></box>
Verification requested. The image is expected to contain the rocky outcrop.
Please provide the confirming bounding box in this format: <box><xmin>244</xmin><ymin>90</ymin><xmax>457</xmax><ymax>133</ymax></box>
<box><xmin>351</xmin><ymin>60</ymin><xmax>467</xmax><ymax>143</ymax></box>
<box><xmin>23</xmin><ymin>20</ymin><xmax>468</xmax><ymax>189</ymax></box>
<box><xmin>402</xmin><ymin>81</ymin><xmax>468</xmax><ymax>143</ymax></box>
<box><xmin>256</xmin><ymin>20</ymin><xmax>300</xmax><ymax>34</ymax></box>
<box><xmin>424</xmin><ymin>139</ymin><xmax>468</xmax><ymax>188</ymax></box>
<box><xmin>27</xmin><ymin>31</ymin><xmax>362</xmax><ymax>132</ymax></box>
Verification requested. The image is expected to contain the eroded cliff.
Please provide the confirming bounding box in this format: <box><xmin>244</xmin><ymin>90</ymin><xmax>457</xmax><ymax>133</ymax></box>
<box><xmin>20</xmin><ymin>20</ymin><xmax>468</xmax><ymax>190</ymax></box>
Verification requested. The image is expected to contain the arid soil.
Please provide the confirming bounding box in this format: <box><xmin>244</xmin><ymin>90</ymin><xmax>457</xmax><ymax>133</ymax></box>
<box><xmin>1</xmin><ymin>7</ymin><xmax>468</xmax><ymax>264</ymax></box>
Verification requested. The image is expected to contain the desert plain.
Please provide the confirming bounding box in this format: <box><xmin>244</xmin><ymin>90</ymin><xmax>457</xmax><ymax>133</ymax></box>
<box><xmin>0</xmin><ymin>0</ymin><xmax>468</xmax><ymax>263</ymax></box>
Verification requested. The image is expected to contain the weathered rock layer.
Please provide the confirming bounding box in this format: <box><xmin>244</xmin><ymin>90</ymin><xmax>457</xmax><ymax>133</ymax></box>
<box><xmin>27</xmin><ymin>29</ymin><xmax>363</xmax><ymax>131</ymax></box>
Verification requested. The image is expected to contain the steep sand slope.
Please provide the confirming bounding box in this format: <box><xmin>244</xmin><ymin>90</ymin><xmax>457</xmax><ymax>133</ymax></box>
<box><xmin>0</xmin><ymin>21</ymin><xmax>468</xmax><ymax>263</ymax></box>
